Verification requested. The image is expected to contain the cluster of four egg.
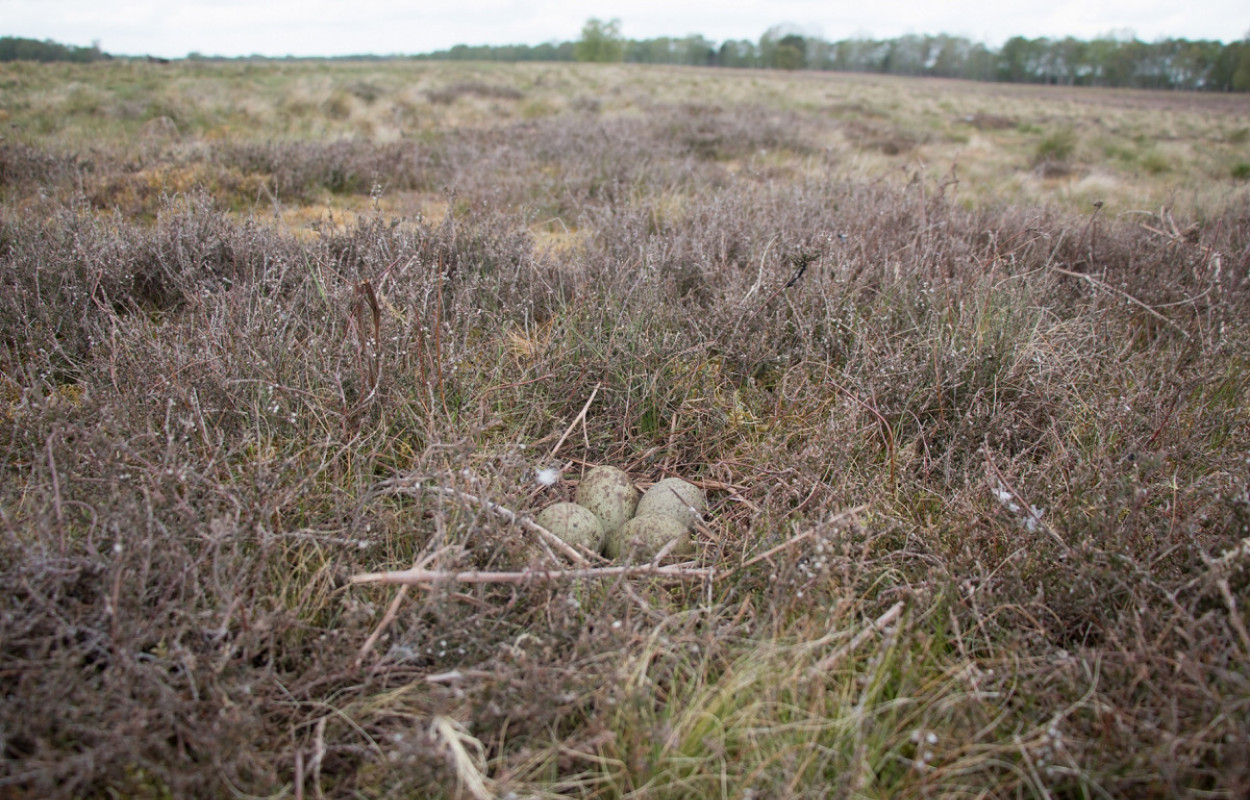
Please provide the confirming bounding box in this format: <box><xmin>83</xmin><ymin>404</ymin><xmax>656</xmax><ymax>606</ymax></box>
<box><xmin>536</xmin><ymin>467</ymin><xmax>707</xmax><ymax>561</ymax></box>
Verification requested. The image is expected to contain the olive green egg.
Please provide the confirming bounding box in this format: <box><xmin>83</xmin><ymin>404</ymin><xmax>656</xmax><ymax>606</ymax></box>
<box><xmin>574</xmin><ymin>465</ymin><xmax>640</xmax><ymax>537</ymax></box>
<box><xmin>535</xmin><ymin>502</ymin><xmax>604</xmax><ymax>552</ymax></box>
<box><xmin>603</xmin><ymin>513</ymin><xmax>695</xmax><ymax>560</ymax></box>
<box><xmin>635</xmin><ymin>478</ymin><xmax>706</xmax><ymax>529</ymax></box>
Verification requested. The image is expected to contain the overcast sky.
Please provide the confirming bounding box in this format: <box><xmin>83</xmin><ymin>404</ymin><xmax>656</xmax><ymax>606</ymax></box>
<box><xmin>6</xmin><ymin>0</ymin><xmax>1248</xmax><ymax>59</ymax></box>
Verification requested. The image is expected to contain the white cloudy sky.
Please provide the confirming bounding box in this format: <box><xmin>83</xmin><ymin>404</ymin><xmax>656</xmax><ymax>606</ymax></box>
<box><xmin>6</xmin><ymin>0</ymin><xmax>1248</xmax><ymax>58</ymax></box>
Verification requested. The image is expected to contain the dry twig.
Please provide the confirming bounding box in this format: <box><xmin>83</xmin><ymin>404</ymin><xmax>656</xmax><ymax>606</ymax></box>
<box><xmin>1051</xmin><ymin>265</ymin><xmax>1191</xmax><ymax>340</ymax></box>
<box><xmin>374</xmin><ymin>480</ymin><xmax>594</xmax><ymax>567</ymax></box>
<box><xmin>806</xmin><ymin>601</ymin><xmax>906</xmax><ymax>678</ymax></box>
<box><xmin>550</xmin><ymin>381</ymin><xmax>601</xmax><ymax>460</ymax></box>
<box><xmin>725</xmin><ymin>504</ymin><xmax>868</xmax><ymax>577</ymax></box>
<box><xmin>355</xmin><ymin>548</ymin><xmax>447</xmax><ymax>666</ymax></box>
<box><xmin>350</xmin><ymin>562</ymin><xmax>714</xmax><ymax>586</ymax></box>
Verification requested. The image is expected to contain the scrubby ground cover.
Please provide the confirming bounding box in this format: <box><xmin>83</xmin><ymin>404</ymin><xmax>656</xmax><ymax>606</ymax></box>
<box><xmin>2</xmin><ymin>60</ymin><xmax>1249</xmax><ymax>798</ymax></box>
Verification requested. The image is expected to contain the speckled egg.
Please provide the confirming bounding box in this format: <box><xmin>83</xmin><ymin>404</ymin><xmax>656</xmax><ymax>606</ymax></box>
<box><xmin>604</xmin><ymin>513</ymin><xmax>695</xmax><ymax>560</ymax></box>
<box><xmin>535</xmin><ymin>502</ymin><xmax>604</xmax><ymax>552</ymax></box>
<box><xmin>635</xmin><ymin>478</ymin><xmax>706</xmax><ymax>529</ymax></box>
<box><xmin>574</xmin><ymin>466</ymin><xmax>639</xmax><ymax>538</ymax></box>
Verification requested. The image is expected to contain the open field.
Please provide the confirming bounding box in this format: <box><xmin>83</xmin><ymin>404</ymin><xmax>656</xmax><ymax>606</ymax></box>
<box><xmin>2</xmin><ymin>60</ymin><xmax>1250</xmax><ymax>798</ymax></box>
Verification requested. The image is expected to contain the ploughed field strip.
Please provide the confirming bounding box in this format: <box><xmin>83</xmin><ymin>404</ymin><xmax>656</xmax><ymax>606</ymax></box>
<box><xmin>2</xmin><ymin>60</ymin><xmax>1249</xmax><ymax>798</ymax></box>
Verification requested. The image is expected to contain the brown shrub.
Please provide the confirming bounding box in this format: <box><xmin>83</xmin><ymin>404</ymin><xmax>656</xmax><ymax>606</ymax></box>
<box><xmin>3</xmin><ymin>97</ymin><xmax>1249</xmax><ymax>798</ymax></box>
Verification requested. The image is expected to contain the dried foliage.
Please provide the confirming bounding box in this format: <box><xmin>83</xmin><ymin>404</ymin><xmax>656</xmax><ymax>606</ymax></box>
<box><xmin>2</xmin><ymin>61</ymin><xmax>1250</xmax><ymax>798</ymax></box>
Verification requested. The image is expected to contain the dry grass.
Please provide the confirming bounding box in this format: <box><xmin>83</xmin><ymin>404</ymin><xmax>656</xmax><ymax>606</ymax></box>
<box><xmin>2</xmin><ymin>59</ymin><xmax>1249</xmax><ymax>798</ymax></box>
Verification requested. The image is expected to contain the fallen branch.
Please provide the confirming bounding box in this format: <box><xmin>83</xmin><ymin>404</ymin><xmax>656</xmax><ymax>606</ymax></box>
<box><xmin>550</xmin><ymin>382</ymin><xmax>601</xmax><ymax>460</ymax></box>
<box><xmin>374</xmin><ymin>481</ymin><xmax>593</xmax><ymax>567</ymax></box>
<box><xmin>1051</xmin><ymin>265</ymin><xmax>1191</xmax><ymax>341</ymax></box>
<box><xmin>356</xmin><ymin>548</ymin><xmax>446</xmax><ymax>667</ymax></box>
<box><xmin>351</xmin><ymin>562</ymin><xmax>714</xmax><ymax>586</ymax></box>
<box><xmin>724</xmin><ymin>504</ymin><xmax>868</xmax><ymax>578</ymax></box>
<box><xmin>806</xmin><ymin>601</ymin><xmax>906</xmax><ymax>678</ymax></box>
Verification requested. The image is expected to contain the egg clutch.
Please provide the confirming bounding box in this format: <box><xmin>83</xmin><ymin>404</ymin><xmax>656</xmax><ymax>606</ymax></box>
<box><xmin>535</xmin><ymin>467</ymin><xmax>707</xmax><ymax>561</ymax></box>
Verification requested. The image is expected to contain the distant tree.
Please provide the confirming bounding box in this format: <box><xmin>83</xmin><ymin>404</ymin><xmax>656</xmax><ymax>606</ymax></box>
<box><xmin>0</xmin><ymin>36</ymin><xmax>106</xmax><ymax>62</ymax></box>
<box><xmin>961</xmin><ymin>42</ymin><xmax>997</xmax><ymax>81</ymax></box>
<box><xmin>759</xmin><ymin>24</ymin><xmax>805</xmax><ymax>69</ymax></box>
<box><xmin>775</xmin><ymin>34</ymin><xmax>806</xmax><ymax>70</ymax></box>
<box><xmin>997</xmin><ymin>36</ymin><xmax>1031</xmax><ymax>82</ymax></box>
<box><xmin>884</xmin><ymin>34</ymin><xmax>927</xmax><ymax>75</ymax></box>
<box><xmin>1085</xmin><ymin>35</ymin><xmax>1141</xmax><ymax>86</ymax></box>
<box><xmin>575</xmin><ymin>18</ymin><xmax>625</xmax><ymax>63</ymax></box>
<box><xmin>1167</xmin><ymin>39</ymin><xmax>1221</xmax><ymax>89</ymax></box>
<box><xmin>1233</xmin><ymin>36</ymin><xmax>1250</xmax><ymax>91</ymax></box>
<box><xmin>804</xmin><ymin>36</ymin><xmax>834</xmax><ymax>70</ymax></box>
<box><xmin>625</xmin><ymin>37</ymin><xmax>665</xmax><ymax>63</ymax></box>
<box><xmin>623</xmin><ymin>35</ymin><xmax>715</xmax><ymax>66</ymax></box>
<box><xmin>830</xmin><ymin>38</ymin><xmax>886</xmax><ymax>72</ymax></box>
<box><xmin>679</xmin><ymin>34</ymin><xmax>717</xmax><ymax>66</ymax></box>
<box><xmin>541</xmin><ymin>41</ymin><xmax>577</xmax><ymax>61</ymax></box>
<box><xmin>928</xmin><ymin>35</ymin><xmax>967</xmax><ymax>78</ymax></box>
<box><xmin>718</xmin><ymin>39</ymin><xmax>758</xmax><ymax>68</ymax></box>
<box><xmin>1051</xmin><ymin>37</ymin><xmax>1090</xmax><ymax>85</ymax></box>
<box><xmin>408</xmin><ymin>26</ymin><xmax>1248</xmax><ymax>91</ymax></box>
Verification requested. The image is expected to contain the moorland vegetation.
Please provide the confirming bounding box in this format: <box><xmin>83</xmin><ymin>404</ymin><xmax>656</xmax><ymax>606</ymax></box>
<box><xmin>1</xmin><ymin>59</ymin><xmax>1249</xmax><ymax>798</ymax></box>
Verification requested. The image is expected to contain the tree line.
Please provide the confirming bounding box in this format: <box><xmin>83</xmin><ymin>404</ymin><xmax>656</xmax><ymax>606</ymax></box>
<box><xmin>0</xmin><ymin>37</ymin><xmax>109</xmax><ymax>63</ymax></box>
<box><xmin>417</xmin><ymin>20</ymin><xmax>1250</xmax><ymax>92</ymax></box>
<box><xmin>6</xmin><ymin>26</ymin><xmax>1248</xmax><ymax>91</ymax></box>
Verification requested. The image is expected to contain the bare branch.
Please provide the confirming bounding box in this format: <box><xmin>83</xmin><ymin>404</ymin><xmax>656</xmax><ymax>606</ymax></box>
<box><xmin>374</xmin><ymin>480</ymin><xmax>595</xmax><ymax>567</ymax></box>
<box><xmin>807</xmin><ymin>601</ymin><xmax>906</xmax><ymax>678</ymax></box>
<box><xmin>351</xmin><ymin>562</ymin><xmax>714</xmax><ymax>586</ymax></box>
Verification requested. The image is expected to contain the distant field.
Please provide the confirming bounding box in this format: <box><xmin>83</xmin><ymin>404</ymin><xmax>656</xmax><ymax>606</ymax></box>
<box><xmin>4</xmin><ymin>59</ymin><xmax>1250</xmax><ymax>220</ymax></box>
<box><xmin>2</xmin><ymin>60</ymin><xmax>1249</xmax><ymax>798</ymax></box>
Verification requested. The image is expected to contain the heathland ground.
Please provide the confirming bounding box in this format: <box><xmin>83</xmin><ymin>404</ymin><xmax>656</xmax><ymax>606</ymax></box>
<box><xmin>2</xmin><ymin>59</ymin><xmax>1250</xmax><ymax>798</ymax></box>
